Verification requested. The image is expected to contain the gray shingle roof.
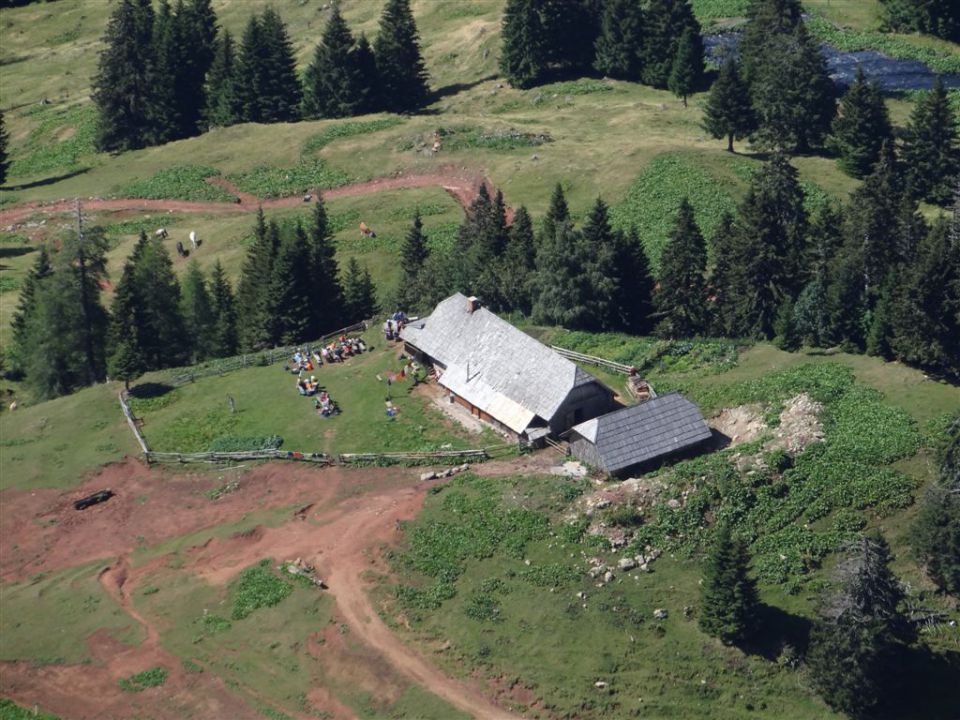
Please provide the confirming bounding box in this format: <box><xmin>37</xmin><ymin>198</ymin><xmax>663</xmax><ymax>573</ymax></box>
<box><xmin>572</xmin><ymin>392</ymin><xmax>711</xmax><ymax>472</ymax></box>
<box><xmin>400</xmin><ymin>293</ymin><xmax>606</xmax><ymax>429</ymax></box>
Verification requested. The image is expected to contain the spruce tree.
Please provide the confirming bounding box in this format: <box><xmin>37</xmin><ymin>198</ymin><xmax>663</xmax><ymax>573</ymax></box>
<box><xmin>541</xmin><ymin>182</ymin><xmax>570</xmax><ymax>244</ymax></box>
<box><xmin>374</xmin><ymin>0</ymin><xmax>430</xmax><ymax>112</ymax></box>
<box><xmin>497</xmin><ymin>206</ymin><xmax>537</xmax><ymax>314</ymax></box>
<box><xmin>308</xmin><ymin>196</ymin><xmax>345</xmax><ymax>336</ymax></box>
<box><xmin>703</xmin><ymin>57</ymin><xmax>756</xmax><ymax>152</ymax></box>
<box><xmin>108</xmin><ymin>334</ymin><xmax>145</xmax><ymax>392</ymax></box>
<box><xmin>616</xmin><ymin>227</ymin><xmax>655</xmax><ymax>334</ymax></box>
<box><xmin>725</xmin><ymin>155</ymin><xmax>808</xmax><ymax>338</ymax></box>
<box><xmin>642</xmin><ymin>0</ymin><xmax>701</xmax><ymax>89</ymax></box>
<box><xmin>303</xmin><ymin>4</ymin><xmax>364</xmax><ymax>119</ymax></box>
<box><xmin>500</xmin><ymin>0</ymin><xmax>548</xmax><ymax>89</ymax></box>
<box><xmin>237</xmin><ymin>208</ymin><xmax>277</xmax><ymax>351</ymax></box>
<box><xmin>593</xmin><ymin>0</ymin><xmax>644</xmax><ymax>81</ymax></box>
<box><xmin>9</xmin><ymin>246</ymin><xmax>52</xmax><ymax>376</ymax></box>
<box><xmin>177</xmin><ymin>0</ymin><xmax>218</xmax><ymax>136</ymax></box>
<box><xmin>343</xmin><ymin>257</ymin><xmax>379</xmax><ymax>323</ymax></box>
<box><xmin>580</xmin><ymin>197</ymin><xmax>622</xmax><ymax>330</ymax></box>
<box><xmin>827</xmin><ymin>247</ymin><xmax>868</xmax><ymax>351</ymax></box>
<box><xmin>707</xmin><ymin>212</ymin><xmax>737</xmax><ymax>335</ymax></box>
<box><xmin>148</xmin><ymin>0</ymin><xmax>182</xmax><ymax>145</ymax></box>
<box><xmin>698</xmin><ymin>525</ymin><xmax>760</xmax><ymax>645</ymax></box>
<box><xmin>131</xmin><ymin>232</ymin><xmax>189</xmax><ymax>368</ymax></box>
<box><xmin>749</xmin><ymin>25</ymin><xmax>836</xmax><ymax>152</ymax></box>
<box><xmin>92</xmin><ymin>0</ymin><xmax>156</xmax><ymax>151</ymax></box>
<box><xmin>740</xmin><ymin>0</ymin><xmax>804</xmax><ymax>82</ymax></box>
<box><xmin>397</xmin><ymin>211</ymin><xmax>429</xmax><ymax>311</ymax></box>
<box><xmin>829</xmin><ymin>68</ymin><xmax>893</xmax><ymax>178</ymax></box>
<box><xmin>266</xmin><ymin>223</ymin><xmax>313</xmax><ymax>345</ymax></box>
<box><xmin>532</xmin><ymin>223</ymin><xmax>592</xmax><ymax>329</ymax></box>
<box><xmin>353</xmin><ymin>33</ymin><xmax>380</xmax><ymax>114</ymax></box>
<box><xmin>540</xmin><ymin>0</ymin><xmax>598</xmax><ymax>75</ymax></box>
<box><xmin>209</xmin><ymin>260</ymin><xmax>238</xmax><ymax>357</ymax></box>
<box><xmin>204</xmin><ymin>29</ymin><xmax>242</xmax><ymax>128</ymax></box>
<box><xmin>668</xmin><ymin>27</ymin><xmax>703</xmax><ymax>107</ymax></box>
<box><xmin>237</xmin><ymin>10</ymin><xmax>302</xmax><ymax>123</ymax></box>
<box><xmin>180</xmin><ymin>260</ymin><xmax>215</xmax><ymax>362</ymax></box>
<box><xmin>808</xmin><ymin>535</ymin><xmax>913</xmax><ymax>719</ymax></box>
<box><xmin>0</xmin><ymin>110</ymin><xmax>10</xmax><ymax>186</ymax></box>
<box><xmin>108</xmin><ymin>258</ymin><xmax>146</xmax><ymax>390</ymax></box>
<box><xmin>61</xmin><ymin>223</ymin><xmax>110</xmax><ymax>386</ymax></box>
<box><xmin>902</xmin><ymin>78</ymin><xmax>959</xmax><ymax>205</ymax></box>
<box><xmin>655</xmin><ymin>198</ymin><xmax>708</xmax><ymax>337</ymax></box>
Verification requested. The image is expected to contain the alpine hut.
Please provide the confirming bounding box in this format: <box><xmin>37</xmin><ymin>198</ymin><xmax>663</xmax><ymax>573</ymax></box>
<box><xmin>567</xmin><ymin>392</ymin><xmax>712</xmax><ymax>476</ymax></box>
<box><xmin>400</xmin><ymin>294</ymin><xmax>616</xmax><ymax>442</ymax></box>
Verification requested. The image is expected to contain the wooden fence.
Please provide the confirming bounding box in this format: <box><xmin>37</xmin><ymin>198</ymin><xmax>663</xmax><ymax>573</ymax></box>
<box><xmin>118</xmin><ymin>390</ymin><xmax>151</xmax><ymax>455</ymax></box>
<box><xmin>550</xmin><ymin>346</ymin><xmax>635</xmax><ymax>375</ymax></box>
<box><xmin>170</xmin><ymin>321</ymin><xmax>368</xmax><ymax>385</ymax></box>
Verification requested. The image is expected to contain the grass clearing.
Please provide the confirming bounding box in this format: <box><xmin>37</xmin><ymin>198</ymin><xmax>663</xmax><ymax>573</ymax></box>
<box><xmin>227</xmin><ymin>160</ymin><xmax>354</xmax><ymax>198</ymax></box>
<box><xmin>231</xmin><ymin>560</ymin><xmax>293</xmax><ymax>620</ymax></box>
<box><xmin>7</xmin><ymin>104</ymin><xmax>98</xmax><ymax>181</ymax></box>
<box><xmin>300</xmin><ymin>117</ymin><xmax>406</xmax><ymax>156</ymax></box>
<box><xmin>121</xmin><ymin>165</ymin><xmax>236</xmax><ymax>202</ymax></box>
<box><xmin>0</xmin><ymin>561</ymin><xmax>143</xmax><ymax>665</ymax></box>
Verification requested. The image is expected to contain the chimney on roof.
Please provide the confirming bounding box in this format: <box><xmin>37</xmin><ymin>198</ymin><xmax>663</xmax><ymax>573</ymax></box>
<box><xmin>467</xmin><ymin>296</ymin><xmax>480</xmax><ymax>313</ymax></box>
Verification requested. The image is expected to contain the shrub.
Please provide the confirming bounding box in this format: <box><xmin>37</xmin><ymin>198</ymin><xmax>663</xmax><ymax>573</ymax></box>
<box><xmin>118</xmin><ymin>667</ymin><xmax>167</xmax><ymax>692</ymax></box>
<box><xmin>231</xmin><ymin>560</ymin><xmax>293</xmax><ymax>620</ymax></box>
<box><xmin>208</xmin><ymin>435</ymin><xmax>283</xmax><ymax>452</ymax></box>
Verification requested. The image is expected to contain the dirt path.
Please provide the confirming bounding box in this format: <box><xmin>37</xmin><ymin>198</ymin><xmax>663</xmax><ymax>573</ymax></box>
<box><xmin>0</xmin><ymin>166</ymin><xmax>509</xmax><ymax>227</ymax></box>
<box><xmin>0</xmin><ymin>459</ymin><xmax>529</xmax><ymax>719</ymax></box>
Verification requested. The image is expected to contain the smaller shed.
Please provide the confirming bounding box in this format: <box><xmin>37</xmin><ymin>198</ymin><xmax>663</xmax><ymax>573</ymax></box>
<box><xmin>568</xmin><ymin>392</ymin><xmax>712</xmax><ymax>476</ymax></box>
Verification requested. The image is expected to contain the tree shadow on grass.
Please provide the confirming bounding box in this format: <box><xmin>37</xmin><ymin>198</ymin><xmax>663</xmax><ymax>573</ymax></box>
<box><xmin>741</xmin><ymin>603</ymin><xmax>813</xmax><ymax>661</ymax></box>
<box><xmin>129</xmin><ymin>382</ymin><xmax>174</xmax><ymax>399</ymax></box>
<box><xmin>885</xmin><ymin>644</ymin><xmax>960</xmax><ymax>720</ymax></box>
<box><xmin>4</xmin><ymin>167</ymin><xmax>90</xmax><ymax>191</ymax></box>
<box><xmin>0</xmin><ymin>246</ymin><xmax>37</xmax><ymax>259</ymax></box>
<box><xmin>428</xmin><ymin>74</ymin><xmax>499</xmax><ymax>104</ymax></box>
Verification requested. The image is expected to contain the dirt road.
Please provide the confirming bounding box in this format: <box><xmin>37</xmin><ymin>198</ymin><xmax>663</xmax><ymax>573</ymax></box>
<box><xmin>0</xmin><ymin>459</ymin><xmax>526</xmax><ymax>719</ymax></box>
<box><xmin>0</xmin><ymin>167</ymin><xmax>510</xmax><ymax>227</ymax></box>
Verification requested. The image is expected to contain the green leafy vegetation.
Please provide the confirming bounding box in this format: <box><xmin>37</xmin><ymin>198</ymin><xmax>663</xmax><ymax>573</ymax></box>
<box><xmin>207</xmin><ymin>434</ymin><xmax>283</xmax><ymax>452</ymax></box>
<box><xmin>0</xmin><ymin>699</ymin><xmax>61</xmax><ymax>720</ymax></box>
<box><xmin>437</xmin><ymin>125</ymin><xmax>552</xmax><ymax>151</ymax></box>
<box><xmin>118</xmin><ymin>667</ymin><xmax>168</xmax><ymax>692</ymax></box>
<box><xmin>9</xmin><ymin>104</ymin><xmax>97</xmax><ymax>179</ymax></box>
<box><xmin>228</xmin><ymin>160</ymin><xmax>352</xmax><ymax>199</ymax></box>
<box><xmin>300</xmin><ymin>118</ymin><xmax>405</xmax><ymax>155</ymax></box>
<box><xmin>122</xmin><ymin>165</ymin><xmax>236</xmax><ymax>202</ymax></box>
<box><xmin>691</xmin><ymin>0</ymin><xmax>749</xmax><ymax>20</ymax></box>
<box><xmin>536</xmin><ymin>79</ymin><xmax>615</xmax><ymax>96</ymax></box>
<box><xmin>231</xmin><ymin>560</ymin><xmax>293</xmax><ymax>620</ymax></box>
<box><xmin>611</xmin><ymin>154</ymin><xmax>739</xmax><ymax>270</ymax></box>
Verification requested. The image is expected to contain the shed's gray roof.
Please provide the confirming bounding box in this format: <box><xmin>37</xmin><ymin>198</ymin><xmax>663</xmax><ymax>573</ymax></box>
<box><xmin>571</xmin><ymin>392</ymin><xmax>711</xmax><ymax>472</ymax></box>
<box><xmin>401</xmin><ymin>293</ymin><xmax>605</xmax><ymax>427</ymax></box>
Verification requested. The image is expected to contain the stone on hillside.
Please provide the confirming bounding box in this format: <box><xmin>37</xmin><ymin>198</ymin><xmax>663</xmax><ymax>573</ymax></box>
<box><xmin>617</xmin><ymin>557</ymin><xmax>637</xmax><ymax>571</ymax></box>
<box><xmin>653</xmin><ymin>608</ymin><xmax>668</xmax><ymax>620</ymax></box>
<box><xmin>420</xmin><ymin>471</ymin><xmax>437</xmax><ymax>481</ymax></box>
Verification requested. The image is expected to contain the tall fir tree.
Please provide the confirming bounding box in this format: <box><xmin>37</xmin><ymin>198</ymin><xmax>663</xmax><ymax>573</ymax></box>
<box><xmin>580</xmin><ymin>197</ymin><xmax>623</xmax><ymax>330</ymax></box>
<box><xmin>397</xmin><ymin>211</ymin><xmax>430</xmax><ymax>312</ymax></box>
<box><xmin>642</xmin><ymin>0</ymin><xmax>701</xmax><ymax>89</ymax></box>
<box><xmin>532</xmin><ymin>223</ymin><xmax>593</xmax><ymax>328</ymax></box>
<box><xmin>749</xmin><ymin>25</ymin><xmax>836</xmax><ymax>152</ymax></box>
<box><xmin>615</xmin><ymin>227</ymin><xmax>655</xmax><ymax>334</ymax></box>
<box><xmin>237</xmin><ymin>208</ymin><xmax>277</xmax><ymax>351</ymax></box>
<box><xmin>540</xmin><ymin>0</ymin><xmax>599</xmax><ymax>75</ymax></box>
<box><xmin>880</xmin><ymin>0</ymin><xmax>959</xmax><ymax>42</ymax></box>
<box><xmin>91</xmin><ymin>0</ymin><xmax>156</xmax><ymax>151</ymax></box>
<box><xmin>708</xmin><ymin>211</ymin><xmax>737</xmax><ymax>335</ymax></box>
<box><xmin>703</xmin><ymin>57</ymin><xmax>756</xmax><ymax>152</ymax></box>
<box><xmin>209</xmin><ymin>260</ymin><xmax>238</xmax><ymax>358</ymax></box>
<box><xmin>303</xmin><ymin>4</ymin><xmax>364</xmax><ymax>119</ymax></box>
<box><xmin>266</xmin><ymin>223</ymin><xmax>313</xmax><ymax>345</ymax></box>
<box><xmin>541</xmin><ymin>182</ymin><xmax>570</xmax><ymax>244</ymax></box>
<box><xmin>725</xmin><ymin>155</ymin><xmax>808</xmax><ymax>338</ymax></box>
<box><xmin>148</xmin><ymin>0</ymin><xmax>183</xmax><ymax>144</ymax></box>
<box><xmin>204</xmin><ymin>29</ymin><xmax>242</xmax><ymax>128</ymax></box>
<box><xmin>655</xmin><ymin>198</ymin><xmax>708</xmax><ymax>337</ymax></box>
<box><xmin>698</xmin><ymin>525</ymin><xmax>760</xmax><ymax>645</ymax></box>
<box><xmin>740</xmin><ymin>0</ymin><xmax>804</xmax><ymax>81</ymax></box>
<box><xmin>9</xmin><ymin>246</ymin><xmax>52</xmax><ymax>376</ymax></box>
<box><xmin>61</xmin><ymin>222</ymin><xmax>110</xmax><ymax>386</ymax></box>
<box><xmin>176</xmin><ymin>0</ymin><xmax>218</xmax><ymax>136</ymax></box>
<box><xmin>180</xmin><ymin>260</ymin><xmax>215</xmax><ymax>362</ymax></box>
<box><xmin>500</xmin><ymin>0</ymin><xmax>548</xmax><ymax>88</ymax></box>
<box><xmin>807</xmin><ymin>535</ymin><xmax>913</xmax><ymax>719</ymax></box>
<box><xmin>902</xmin><ymin>78</ymin><xmax>959</xmax><ymax>205</ymax></box>
<box><xmin>668</xmin><ymin>27</ymin><xmax>703</xmax><ymax>106</ymax></box>
<box><xmin>308</xmin><ymin>195</ymin><xmax>345</xmax><ymax>336</ymax></box>
<box><xmin>594</xmin><ymin>0</ymin><xmax>644</xmax><ymax>80</ymax></box>
<box><xmin>0</xmin><ymin>109</ymin><xmax>10</xmax><ymax>186</ymax></box>
<box><xmin>829</xmin><ymin>68</ymin><xmax>893</xmax><ymax>178</ymax></box>
<box><xmin>352</xmin><ymin>33</ymin><xmax>380</xmax><ymax>114</ymax></box>
<box><xmin>237</xmin><ymin>9</ymin><xmax>302</xmax><ymax>123</ymax></box>
<box><xmin>497</xmin><ymin>206</ymin><xmax>537</xmax><ymax>314</ymax></box>
<box><xmin>374</xmin><ymin>0</ymin><xmax>430</xmax><ymax>112</ymax></box>
<box><xmin>130</xmin><ymin>232</ymin><xmax>189</xmax><ymax>369</ymax></box>
<box><xmin>342</xmin><ymin>257</ymin><xmax>379</xmax><ymax>323</ymax></box>
<box><xmin>108</xmin><ymin>257</ymin><xmax>146</xmax><ymax>390</ymax></box>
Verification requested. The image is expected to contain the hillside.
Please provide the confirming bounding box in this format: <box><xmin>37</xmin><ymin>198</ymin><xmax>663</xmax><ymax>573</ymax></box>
<box><xmin>1</xmin><ymin>0</ymin><xmax>959</xmax><ymax>719</ymax></box>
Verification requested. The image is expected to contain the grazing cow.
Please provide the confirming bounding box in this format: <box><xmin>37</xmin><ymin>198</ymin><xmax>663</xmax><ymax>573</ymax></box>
<box><xmin>189</xmin><ymin>230</ymin><xmax>198</xmax><ymax>249</ymax></box>
<box><xmin>176</xmin><ymin>241</ymin><xmax>187</xmax><ymax>257</ymax></box>
<box><xmin>155</xmin><ymin>228</ymin><xmax>168</xmax><ymax>239</ymax></box>
<box><xmin>359</xmin><ymin>222</ymin><xmax>376</xmax><ymax>238</ymax></box>
<box><xmin>303</xmin><ymin>194</ymin><xmax>312</xmax><ymax>202</ymax></box>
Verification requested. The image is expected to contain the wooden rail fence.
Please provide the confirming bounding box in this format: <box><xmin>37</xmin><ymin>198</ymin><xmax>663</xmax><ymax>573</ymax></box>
<box><xmin>550</xmin><ymin>346</ymin><xmax>635</xmax><ymax>375</ymax></box>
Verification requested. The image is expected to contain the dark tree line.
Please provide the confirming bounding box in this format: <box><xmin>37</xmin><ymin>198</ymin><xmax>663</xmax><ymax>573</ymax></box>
<box><xmin>880</xmin><ymin>0</ymin><xmax>959</xmax><ymax>42</ymax></box>
<box><xmin>501</xmin><ymin>0</ymin><xmax>704</xmax><ymax>103</ymax></box>
<box><xmin>93</xmin><ymin>0</ymin><xmax>430</xmax><ymax>152</ymax></box>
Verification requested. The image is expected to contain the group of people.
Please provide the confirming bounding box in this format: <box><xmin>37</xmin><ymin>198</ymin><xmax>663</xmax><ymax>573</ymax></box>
<box><xmin>297</xmin><ymin>374</ymin><xmax>320</xmax><ymax>396</ymax></box>
<box><xmin>383</xmin><ymin>311</ymin><xmax>408</xmax><ymax>341</ymax></box>
<box><xmin>285</xmin><ymin>336</ymin><xmax>367</xmax><ymax>375</ymax></box>
<box><xmin>315</xmin><ymin>390</ymin><xmax>338</xmax><ymax>418</ymax></box>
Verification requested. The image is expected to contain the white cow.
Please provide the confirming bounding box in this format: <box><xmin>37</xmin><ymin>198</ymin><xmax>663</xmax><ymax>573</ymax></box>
<box><xmin>155</xmin><ymin>228</ymin><xmax>168</xmax><ymax>239</ymax></box>
<box><xmin>189</xmin><ymin>230</ymin><xmax>198</xmax><ymax>250</ymax></box>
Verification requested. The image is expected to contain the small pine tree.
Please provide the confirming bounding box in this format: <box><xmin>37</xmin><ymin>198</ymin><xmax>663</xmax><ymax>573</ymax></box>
<box><xmin>540</xmin><ymin>182</ymin><xmax>570</xmax><ymax>244</ymax></box>
<box><xmin>352</xmin><ymin>33</ymin><xmax>380</xmax><ymax>113</ymax></box>
<box><xmin>204</xmin><ymin>29</ymin><xmax>242</xmax><ymax>128</ymax></box>
<box><xmin>130</xmin><ymin>232</ymin><xmax>189</xmax><ymax>369</ymax></box>
<box><xmin>655</xmin><ymin>198</ymin><xmax>708</xmax><ymax>337</ymax></box>
<box><xmin>773</xmin><ymin>297</ymin><xmax>801</xmax><ymax>350</ymax></box>
<box><xmin>500</xmin><ymin>0</ymin><xmax>547</xmax><ymax>89</ymax></box>
<box><xmin>0</xmin><ymin>109</ymin><xmax>10</xmax><ymax>186</ymax></box>
<box><xmin>532</xmin><ymin>223</ymin><xmax>592</xmax><ymax>329</ymax></box>
<box><xmin>642</xmin><ymin>0</ymin><xmax>701</xmax><ymax>89</ymax></box>
<box><xmin>497</xmin><ymin>205</ymin><xmax>537</xmax><ymax>314</ymax></box>
<box><xmin>616</xmin><ymin>227</ymin><xmax>655</xmax><ymax>334</ymax></box>
<box><xmin>236</xmin><ymin>208</ymin><xmax>277</xmax><ymax>351</ymax></box>
<box><xmin>180</xmin><ymin>260</ymin><xmax>215</xmax><ymax>362</ymax></box>
<box><xmin>902</xmin><ymin>78</ymin><xmax>960</xmax><ymax>205</ymax></box>
<box><xmin>308</xmin><ymin>195</ymin><xmax>345</xmax><ymax>337</ymax></box>
<box><xmin>109</xmin><ymin>334</ymin><xmax>145</xmax><ymax>391</ymax></box>
<box><xmin>343</xmin><ymin>257</ymin><xmax>379</xmax><ymax>323</ymax></box>
<box><xmin>266</xmin><ymin>223</ymin><xmax>313</xmax><ymax>345</ymax></box>
<box><xmin>9</xmin><ymin>246</ymin><xmax>52</xmax><ymax>375</ymax></box>
<box><xmin>698</xmin><ymin>525</ymin><xmax>760</xmax><ymax>645</ymax></box>
<box><xmin>303</xmin><ymin>4</ymin><xmax>364</xmax><ymax>119</ymax></box>
<box><xmin>667</xmin><ymin>27</ymin><xmax>703</xmax><ymax>107</ymax></box>
<box><xmin>397</xmin><ymin>211</ymin><xmax>429</xmax><ymax>311</ymax></box>
<box><xmin>703</xmin><ymin>57</ymin><xmax>756</xmax><ymax>152</ymax></box>
<box><xmin>594</xmin><ymin>0</ymin><xmax>645</xmax><ymax>81</ymax></box>
<box><xmin>828</xmin><ymin>68</ymin><xmax>893</xmax><ymax>179</ymax></box>
<box><xmin>209</xmin><ymin>259</ymin><xmax>238</xmax><ymax>357</ymax></box>
<box><xmin>374</xmin><ymin>0</ymin><xmax>430</xmax><ymax>112</ymax></box>
<box><xmin>580</xmin><ymin>197</ymin><xmax>623</xmax><ymax>330</ymax></box>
